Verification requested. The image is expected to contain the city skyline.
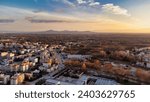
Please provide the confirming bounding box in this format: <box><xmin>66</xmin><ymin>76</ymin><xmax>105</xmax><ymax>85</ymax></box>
<box><xmin>0</xmin><ymin>0</ymin><xmax>150</xmax><ymax>33</ymax></box>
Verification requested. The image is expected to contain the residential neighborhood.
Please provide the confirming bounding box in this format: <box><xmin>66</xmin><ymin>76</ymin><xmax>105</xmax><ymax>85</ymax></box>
<box><xmin>0</xmin><ymin>34</ymin><xmax>150</xmax><ymax>85</ymax></box>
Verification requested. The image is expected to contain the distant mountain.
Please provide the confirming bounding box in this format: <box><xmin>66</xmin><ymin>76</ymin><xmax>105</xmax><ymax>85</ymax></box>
<box><xmin>0</xmin><ymin>30</ymin><xmax>98</xmax><ymax>35</ymax></box>
<box><xmin>36</xmin><ymin>30</ymin><xmax>98</xmax><ymax>34</ymax></box>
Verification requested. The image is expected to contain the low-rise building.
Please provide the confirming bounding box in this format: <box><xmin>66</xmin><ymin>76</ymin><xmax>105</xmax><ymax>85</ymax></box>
<box><xmin>20</xmin><ymin>62</ymin><xmax>29</xmax><ymax>72</ymax></box>
<box><xmin>7</xmin><ymin>53</ymin><xmax>15</xmax><ymax>59</ymax></box>
<box><xmin>11</xmin><ymin>73</ymin><xmax>25</xmax><ymax>85</ymax></box>
<box><xmin>146</xmin><ymin>62</ymin><xmax>150</xmax><ymax>68</ymax></box>
<box><xmin>25</xmin><ymin>73</ymin><xmax>33</xmax><ymax>80</ymax></box>
<box><xmin>43</xmin><ymin>63</ymin><xmax>50</xmax><ymax>68</ymax></box>
<box><xmin>10</xmin><ymin>64</ymin><xmax>20</xmax><ymax>72</ymax></box>
<box><xmin>0</xmin><ymin>74</ymin><xmax>10</xmax><ymax>85</ymax></box>
<box><xmin>1</xmin><ymin>52</ymin><xmax>8</xmax><ymax>57</ymax></box>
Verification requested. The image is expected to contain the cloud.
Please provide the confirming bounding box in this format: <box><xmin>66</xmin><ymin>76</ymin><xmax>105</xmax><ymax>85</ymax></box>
<box><xmin>28</xmin><ymin>19</ymin><xmax>77</xmax><ymax>23</ymax></box>
<box><xmin>77</xmin><ymin>0</ymin><xmax>86</xmax><ymax>4</ymax></box>
<box><xmin>55</xmin><ymin>0</ymin><xmax>100</xmax><ymax>7</ymax></box>
<box><xmin>0</xmin><ymin>19</ymin><xmax>15</xmax><ymax>23</ymax></box>
<box><xmin>0</xmin><ymin>6</ymin><xmax>79</xmax><ymax>22</ymax></box>
<box><xmin>0</xmin><ymin>2</ymin><xmax>133</xmax><ymax>32</ymax></box>
<box><xmin>53</xmin><ymin>0</ymin><xmax>129</xmax><ymax>17</ymax></box>
<box><xmin>0</xmin><ymin>5</ymin><xmax>34</xmax><ymax>19</ymax></box>
<box><xmin>63</xmin><ymin>0</ymin><xmax>76</xmax><ymax>7</ymax></box>
<box><xmin>77</xmin><ymin>0</ymin><xmax>100</xmax><ymax>6</ymax></box>
<box><xmin>0</xmin><ymin>2</ymin><xmax>131</xmax><ymax>25</ymax></box>
<box><xmin>57</xmin><ymin>0</ymin><xmax>129</xmax><ymax>17</ymax></box>
<box><xmin>54</xmin><ymin>0</ymin><xmax>75</xmax><ymax>7</ymax></box>
<box><xmin>102</xmin><ymin>3</ymin><xmax>130</xmax><ymax>17</ymax></box>
<box><xmin>89</xmin><ymin>2</ymin><xmax>100</xmax><ymax>6</ymax></box>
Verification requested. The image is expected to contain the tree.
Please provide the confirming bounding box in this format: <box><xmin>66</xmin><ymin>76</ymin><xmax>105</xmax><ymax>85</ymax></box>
<box><xmin>82</xmin><ymin>62</ymin><xmax>86</xmax><ymax>72</ymax></box>
<box><xmin>94</xmin><ymin>60</ymin><xmax>100</xmax><ymax>65</ymax></box>
<box><xmin>135</xmin><ymin>69</ymin><xmax>149</xmax><ymax>82</ymax></box>
<box><xmin>99</xmin><ymin>50</ymin><xmax>107</xmax><ymax>58</ymax></box>
<box><xmin>94</xmin><ymin>60</ymin><xmax>101</xmax><ymax>70</ymax></box>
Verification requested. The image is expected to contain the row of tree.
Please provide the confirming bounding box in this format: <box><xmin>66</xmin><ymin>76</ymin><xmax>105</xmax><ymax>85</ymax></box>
<box><xmin>64</xmin><ymin>59</ymin><xmax>150</xmax><ymax>84</ymax></box>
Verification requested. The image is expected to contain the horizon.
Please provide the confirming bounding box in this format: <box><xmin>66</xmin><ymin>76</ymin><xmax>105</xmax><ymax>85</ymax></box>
<box><xmin>0</xmin><ymin>0</ymin><xmax>150</xmax><ymax>33</ymax></box>
<box><xmin>1</xmin><ymin>30</ymin><xmax>150</xmax><ymax>35</ymax></box>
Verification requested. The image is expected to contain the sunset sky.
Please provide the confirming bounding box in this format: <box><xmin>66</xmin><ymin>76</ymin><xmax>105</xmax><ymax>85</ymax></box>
<box><xmin>0</xmin><ymin>0</ymin><xmax>150</xmax><ymax>33</ymax></box>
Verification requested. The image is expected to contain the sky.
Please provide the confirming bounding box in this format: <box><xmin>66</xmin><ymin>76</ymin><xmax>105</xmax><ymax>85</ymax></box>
<box><xmin>0</xmin><ymin>0</ymin><xmax>150</xmax><ymax>33</ymax></box>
